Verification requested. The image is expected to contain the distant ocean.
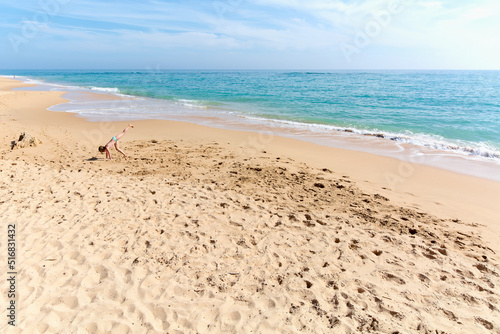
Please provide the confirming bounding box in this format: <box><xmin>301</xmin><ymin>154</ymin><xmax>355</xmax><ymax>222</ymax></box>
<box><xmin>2</xmin><ymin>69</ymin><xmax>500</xmax><ymax>168</ymax></box>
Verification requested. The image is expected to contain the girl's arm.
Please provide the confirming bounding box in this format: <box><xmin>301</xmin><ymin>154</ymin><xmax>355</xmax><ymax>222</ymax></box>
<box><xmin>105</xmin><ymin>147</ymin><xmax>112</xmax><ymax>159</ymax></box>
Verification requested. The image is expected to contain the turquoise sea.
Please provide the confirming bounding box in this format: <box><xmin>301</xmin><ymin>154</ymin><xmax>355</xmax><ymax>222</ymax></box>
<box><xmin>2</xmin><ymin>69</ymin><xmax>500</xmax><ymax>166</ymax></box>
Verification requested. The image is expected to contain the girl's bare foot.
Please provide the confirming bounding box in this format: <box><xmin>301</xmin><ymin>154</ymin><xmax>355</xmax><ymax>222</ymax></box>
<box><xmin>129</xmin><ymin>124</ymin><xmax>134</xmax><ymax>128</ymax></box>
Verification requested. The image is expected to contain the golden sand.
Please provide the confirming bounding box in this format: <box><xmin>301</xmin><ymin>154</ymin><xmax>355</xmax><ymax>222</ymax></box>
<box><xmin>1</xmin><ymin>77</ymin><xmax>499</xmax><ymax>333</ymax></box>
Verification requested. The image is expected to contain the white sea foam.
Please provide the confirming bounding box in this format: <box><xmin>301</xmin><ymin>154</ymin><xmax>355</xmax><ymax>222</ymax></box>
<box><xmin>16</xmin><ymin>77</ymin><xmax>120</xmax><ymax>94</ymax></box>
<box><xmin>174</xmin><ymin>99</ymin><xmax>209</xmax><ymax>109</ymax></box>
<box><xmin>90</xmin><ymin>86</ymin><xmax>120</xmax><ymax>93</ymax></box>
<box><xmin>238</xmin><ymin>115</ymin><xmax>500</xmax><ymax>160</ymax></box>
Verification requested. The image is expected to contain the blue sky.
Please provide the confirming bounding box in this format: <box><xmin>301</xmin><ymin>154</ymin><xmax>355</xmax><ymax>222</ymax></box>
<box><xmin>0</xmin><ymin>0</ymin><xmax>499</xmax><ymax>69</ymax></box>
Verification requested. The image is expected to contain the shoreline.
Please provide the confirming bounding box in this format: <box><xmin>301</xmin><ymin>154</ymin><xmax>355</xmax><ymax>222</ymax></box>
<box><xmin>1</xmin><ymin>76</ymin><xmax>500</xmax><ymax>333</ymax></box>
<box><xmin>9</xmin><ymin>74</ymin><xmax>500</xmax><ymax>182</ymax></box>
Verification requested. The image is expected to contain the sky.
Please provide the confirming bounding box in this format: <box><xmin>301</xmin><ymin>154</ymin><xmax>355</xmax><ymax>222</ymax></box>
<box><xmin>0</xmin><ymin>0</ymin><xmax>499</xmax><ymax>70</ymax></box>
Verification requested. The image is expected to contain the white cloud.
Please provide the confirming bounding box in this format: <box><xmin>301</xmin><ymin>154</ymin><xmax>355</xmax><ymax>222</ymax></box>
<box><xmin>1</xmin><ymin>0</ymin><xmax>499</xmax><ymax>68</ymax></box>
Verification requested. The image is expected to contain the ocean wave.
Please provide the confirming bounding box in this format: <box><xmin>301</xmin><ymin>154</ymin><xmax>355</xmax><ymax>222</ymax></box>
<box><xmin>14</xmin><ymin>78</ymin><xmax>95</xmax><ymax>92</ymax></box>
<box><xmin>239</xmin><ymin>115</ymin><xmax>500</xmax><ymax>160</ymax></box>
<box><xmin>15</xmin><ymin>77</ymin><xmax>123</xmax><ymax>95</ymax></box>
<box><xmin>383</xmin><ymin>134</ymin><xmax>500</xmax><ymax>159</ymax></box>
<box><xmin>89</xmin><ymin>86</ymin><xmax>120</xmax><ymax>93</ymax></box>
<box><xmin>174</xmin><ymin>98</ymin><xmax>209</xmax><ymax>109</ymax></box>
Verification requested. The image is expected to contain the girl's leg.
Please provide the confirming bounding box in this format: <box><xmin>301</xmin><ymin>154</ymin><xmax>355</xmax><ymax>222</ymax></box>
<box><xmin>114</xmin><ymin>142</ymin><xmax>126</xmax><ymax>157</ymax></box>
<box><xmin>114</xmin><ymin>124</ymin><xmax>133</xmax><ymax>141</ymax></box>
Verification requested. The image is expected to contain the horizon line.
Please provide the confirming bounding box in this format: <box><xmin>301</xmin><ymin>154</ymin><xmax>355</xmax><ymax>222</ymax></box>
<box><xmin>2</xmin><ymin>68</ymin><xmax>500</xmax><ymax>72</ymax></box>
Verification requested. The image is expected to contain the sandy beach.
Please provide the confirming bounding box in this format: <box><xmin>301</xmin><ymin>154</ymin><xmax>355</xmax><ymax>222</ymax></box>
<box><xmin>1</xmin><ymin>76</ymin><xmax>499</xmax><ymax>333</ymax></box>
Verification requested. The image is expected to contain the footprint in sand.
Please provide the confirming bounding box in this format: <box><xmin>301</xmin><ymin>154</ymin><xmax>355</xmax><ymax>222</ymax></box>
<box><xmin>475</xmin><ymin>317</ymin><xmax>494</xmax><ymax>330</ymax></box>
<box><xmin>372</xmin><ymin>250</ymin><xmax>383</xmax><ymax>256</ymax></box>
<box><xmin>116</xmin><ymin>268</ymin><xmax>133</xmax><ymax>284</ymax></box>
<box><xmin>93</xmin><ymin>265</ymin><xmax>109</xmax><ymax>280</ymax></box>
<box><xmin>62</xmin><ymin>296</ymin><xmax>79</xmax><ymax>309</ymax></box>
<box><xmin>49</xmin><ymin>240</ymin><xmax>64</xmax><ymax>250</ymax></box>
<box><xmin>381</xmin><ymin>272</ymin><xmax>406</xmax><ymax>285</ymax></box>
<box><xmin>37</xmin><ymin>322</ymin><xmax>50</xmax><ymax>333</ymax></box>
<box><xmin>267</xmin><ymin>299</ymin><xmax>276</xmax><ymax>308</ymax></box>
<box><xmin>418</xmin><ymin>273</ymin><xmax>431</xmax><ymax>285</ymax></box>
<box><xmin>83</xmin><ymin>322</ymin><xmax>98</xmax><ymax>333</ymax></box>
<box><xmin>110</xmin><ymin>322</ymin><xmax>133</xmax><ymax>334</ymax></box>
<box><xmin>219</xmin><ymin>310</ymin><xmax>241</xmax><ymax>332</ymax></box>
<box><xmin>229</xmin><ymin>311</ymin><xmax>241</xmax><ymax>321</ymax></box>
<box><xmin>104</xmin><ymin>288</ymin><xmax>119</xmax><ymax>301</ymax></box>
<box><xmin>68</xmin><ymin>251</ymin><xmax>87</xmax><ymax>265</ymax></box>
<box><xmin>148</xmin><ymin>305</ymin><xmax>170</xmax><ymax>331</ymax></box>
<box><xmin>93</xmin><ymin>250</ymin><xmax>113</xmax><ymax>262</ymax></box>
<box><xmin>152</xmin><ymin>306</ymin><xmax>168</xmax><ymax>323</ymax></box>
